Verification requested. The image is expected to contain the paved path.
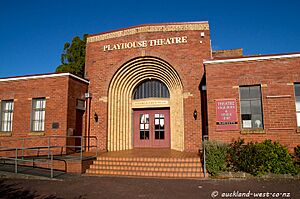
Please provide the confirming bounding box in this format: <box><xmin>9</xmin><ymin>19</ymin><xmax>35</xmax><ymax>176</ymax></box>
<box><xmin>0</xmin><ymin>175</ymin><xmax>299</xmax><ymax>199</ymax></box>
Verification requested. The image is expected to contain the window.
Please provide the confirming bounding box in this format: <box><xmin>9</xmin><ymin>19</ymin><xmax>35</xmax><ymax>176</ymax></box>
<box><xmin>294</xmin><ymin>84</ymin><xmax>300</xmax><ymax>127</ymax></box>
<box><xmin>139</xmin><ymin>114</ymin><xmax>150</xmax><ymax>140</ymax></box>
<box><xmin>240</xmin><ymin>86</ymin><xmax>263</xmax><ymax>129</ymax></box>
<box><xmin>31</xmin><ymin>98</ymin><xmax>46</xmax><ymax>132</ymax></box>
<box><xmin>133</xmin><ymin>79</ymin><xmax>170</xmax><ymax>99</ymax></box>
<box><xmin>154</xmin><ymin>113</ymin><xmax>165</xmax><ymax>140</ymax></box>
<box><xmin>0</xmin><ymin>100</ymin><xmax>14</xmax><ymax>132</ymax></box>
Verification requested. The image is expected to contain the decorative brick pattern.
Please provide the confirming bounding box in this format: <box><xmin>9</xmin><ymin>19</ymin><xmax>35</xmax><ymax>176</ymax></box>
<box><xmin>107</xmin><ymin>57</ymin><xmax>184</xmax><ymax>151</ymax></box>
<box><xmin>87</xmin><ymin>22</ymin><xmax>209</xmax><ymax>43</ymax></box>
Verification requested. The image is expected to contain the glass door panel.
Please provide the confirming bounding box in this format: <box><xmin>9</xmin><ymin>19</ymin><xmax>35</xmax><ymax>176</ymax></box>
<box><xmin>154</xmin><ymin>113</ymin><xmax>165</xmax><ymax>140</ymax></box>
<box><xmin>140</xmin><ymin>114</ymin><xmax>150</xmax><ymax>140</ymax></box>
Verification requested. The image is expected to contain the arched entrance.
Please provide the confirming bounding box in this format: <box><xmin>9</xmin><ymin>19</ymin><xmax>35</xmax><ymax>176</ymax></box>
<box><xmin>107</xmin><ymin>56</ymin><xmax>184</xmax><ymax>151</ymax></box>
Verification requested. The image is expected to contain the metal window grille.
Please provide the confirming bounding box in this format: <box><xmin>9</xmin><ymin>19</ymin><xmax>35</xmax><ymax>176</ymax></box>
<box><xmin>0</xmin><ymin>100</ymin><xmax>14</xmax><ymax>132</ymax></box>
<box><xmin>31</xmin><ymin>98</ymin><xmax>46</xmax><ymax>132</ymax></box>
<box><xmin>133</xmin><ymin>79</ymin><xmax>170</xmax><ymax>99</ymax></box>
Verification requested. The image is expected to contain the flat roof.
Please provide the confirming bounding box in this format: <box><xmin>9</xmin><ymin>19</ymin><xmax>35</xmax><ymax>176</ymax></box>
<box><xmin>87</xmin><ymin>21</ymin><xmax>209</xmax><ymax>43</ymax></box>
<box><xmin>204</xmin><ymin>52</ymin><xmax>300</xmax><ymax>64</ymax></box>
<box><xmin>0</xmin><ymin>72</ymin><xmax>90</xmax><ymax>84</ymax></box>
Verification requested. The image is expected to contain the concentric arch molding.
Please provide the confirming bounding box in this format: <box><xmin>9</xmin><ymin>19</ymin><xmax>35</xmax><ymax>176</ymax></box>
<box><xmin>87</xmin><ymin>22</ymin><xmax>209</xmax><ymax>43</ymax></box>
<box><xmin>107</xmin><ymin>56</ymin><xmax>185</xmax><ymax>151</ymax></box>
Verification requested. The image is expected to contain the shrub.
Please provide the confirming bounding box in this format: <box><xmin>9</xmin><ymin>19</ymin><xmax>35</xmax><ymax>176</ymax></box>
<box><xmin>203</xmin><ymin>140</ymin><xmax>228</xmax><ymax>176</ymax></box>
<box><xmin>232</xmin><ymin>140</ymin><xmax>299</xmax><ymax>176</ymax></box>
<box><xmin>227</xmin><ymin>138</ymin><xmax>245</xmax><ymax>171</ymax></box>
<box><xmin>295</xmin><ymin>145</ymin><xmax>300</xmax><ymax>159</ymax></box>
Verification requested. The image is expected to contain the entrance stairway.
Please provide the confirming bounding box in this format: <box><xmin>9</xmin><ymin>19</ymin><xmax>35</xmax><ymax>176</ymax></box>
<box><xmin>85</xmin><ymin>149</ymin><xmax>204</xmax><ymax>178</ymax></box>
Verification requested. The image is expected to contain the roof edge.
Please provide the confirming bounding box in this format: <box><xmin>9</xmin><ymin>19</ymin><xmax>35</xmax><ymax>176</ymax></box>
<box><xmin>204</xmin><ymin>52</ymin><xmax>300</xmax><ymax>64</ymax></box>
<box><xmin>0</xmin><ymin>72</ymin><xmax>90</xmax><ymax>84</ymax></box>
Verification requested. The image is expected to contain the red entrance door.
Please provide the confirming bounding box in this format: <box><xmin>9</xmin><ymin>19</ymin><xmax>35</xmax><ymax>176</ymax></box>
<box><xmin>133</xmin><ymin>109</ymin><xmax>170</xmax><ymax>148</ymax></box>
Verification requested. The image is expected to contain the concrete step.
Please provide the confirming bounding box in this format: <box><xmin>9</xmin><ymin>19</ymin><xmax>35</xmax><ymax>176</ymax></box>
<box><xmin>89</xmin><ymin>165</ymin><xmax>202</xmax><ymax>172</ymax></box>
<box><xmin>91</xmin><ymin>160</ymin><xmax>201</xmax><ymax>167</ymax></box>
<box><xmin>96</xmin><ymin>157</ymin><xmax>201</xmax><ymax>163</ymax></box>
<box><xmin>86</xmin><ymin>156</ymin><xmax>204</xmax><ymax>178</ymax></box>
<box><xmin>86</xmin><ymin>169</ymin><xmax>204</xmax><ymax>178</ymax></box>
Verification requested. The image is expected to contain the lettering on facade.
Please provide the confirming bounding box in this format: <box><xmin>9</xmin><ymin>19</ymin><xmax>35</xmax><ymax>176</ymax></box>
<box><xmin>215</xmin><ymin>99</ymin><xmax>238</xmax><ymax>130</ymax></box>
<box><xmin>103</xmin><ymin>36</ymin><xmax>188</xmax><ymax>51</ymax></box>
<box><xmin>132</xmin><ymin>100</ymin><xmax>169</xmax><ymax>107</ymax></box>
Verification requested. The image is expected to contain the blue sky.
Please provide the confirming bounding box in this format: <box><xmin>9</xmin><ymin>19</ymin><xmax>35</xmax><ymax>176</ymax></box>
<box><xmin>0</xmin><ymin>0</ymin><xmax>299</xmax><ymax>78</ymax></box>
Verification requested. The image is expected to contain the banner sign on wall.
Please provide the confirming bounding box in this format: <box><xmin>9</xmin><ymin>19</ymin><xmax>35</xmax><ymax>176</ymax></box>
<box><xmin>216</xmin><ymin>99</ymin><xmax>238</xmax><ymax>130</ymax></box>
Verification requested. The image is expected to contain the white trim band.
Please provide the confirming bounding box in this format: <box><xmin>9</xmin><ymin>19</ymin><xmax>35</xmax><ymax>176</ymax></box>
<box><xmin>204</xmin><ymin>53</ymin><xmax>300</xmax><ymax>64</ymax></box>
<box><xmin>0</xmin><ymin>73</ymin><xmax>90</xmax><ymax>84</ymax></box>
<box><xmin>68</xmin><ymin>73</ymin><xmax>90</xmax><ymax>84</ymax></box>
<box><xmin>266</xmin><ymin>95</ymin><xmax>291</xmax><ymax>99</ymax></box>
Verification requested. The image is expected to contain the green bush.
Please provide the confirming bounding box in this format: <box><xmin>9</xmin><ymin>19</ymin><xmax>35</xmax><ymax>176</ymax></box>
<box><xmin>204</xmin><ymin>139</ymin><xmax>299</xmax><ymax>177</ymax></box>
<box><xmin>231</xmin><ymin>140</ymin><xmax>299</xmax><ymax>176</ymax></box>
<box><xmin>295</xmin><ymin>145</ymin><xmax>300</xmax><ymax>159</ymax></box>
<box><xmin>227</xmin><ymin>138</ymin><xmax>245</xmax><ymax>171</ymax></box>
<box><xmin>203</xmin><ymin>140</ymin><xmax>228</xmax><ymax>176</ymax></box>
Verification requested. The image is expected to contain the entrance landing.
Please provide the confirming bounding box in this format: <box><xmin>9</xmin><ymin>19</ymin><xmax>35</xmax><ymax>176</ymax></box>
<box><xmin>99</xmin><ymin>149</ymin><xmax>199</xmax><ymax>158</ymax></box>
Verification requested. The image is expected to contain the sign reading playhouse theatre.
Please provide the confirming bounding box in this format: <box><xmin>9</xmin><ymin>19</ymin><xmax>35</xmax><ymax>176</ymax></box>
<box><xmin>103</xmin><ymin>36</ymin><xmax>188</xmax><ymax>51</ymax></box>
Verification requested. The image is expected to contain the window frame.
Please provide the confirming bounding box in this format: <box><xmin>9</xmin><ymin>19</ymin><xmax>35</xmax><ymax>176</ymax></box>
<box><xmin>0</xmin><ymin>100</ymin><xmax>14</xmax><ymax>132</ymax></box>
<box><xmin>31</xmin><ymin>98</ymin><xmax>46</xmax><ymax>132</ymax></box>
<box><xmin>294</xmin><ymin>83</ymin><xmax>300</xmax><ymax>128</ymax></box>
<box><xmin>239</xmin><ymin>85</ymin><xmax>264</xmax><ymax>130</ymax></box>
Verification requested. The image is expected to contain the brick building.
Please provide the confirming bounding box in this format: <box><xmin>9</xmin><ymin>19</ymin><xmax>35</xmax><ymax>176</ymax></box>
<box><xmin>204</xmin><ymin>53</ymin><xmax>300</xmax><ymax>150</ymax></box>
<box><xmin>0</xmin><ymin>21</ymin><xmax>299</xmax><ymax>157</ymax></box>
<box><xmin>0</xmin><ymin>73</ymin><xmax>89</xmax><ymax>154</ymax></box>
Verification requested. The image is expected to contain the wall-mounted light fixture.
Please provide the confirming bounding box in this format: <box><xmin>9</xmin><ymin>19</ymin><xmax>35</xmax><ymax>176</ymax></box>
<box><xmin>94</xmin><ymin>112</ymin><xmax>99</xmax><ymax>122</ymax></box>
<box><xmin>193</xmin><ymin>109</ymin><xmax>198</xmax><ymax>120</ymax></box>
<box><xmin>85</xmin><ymin>92</ymin><xmax>92</xmax><ymax>99</ymax></box>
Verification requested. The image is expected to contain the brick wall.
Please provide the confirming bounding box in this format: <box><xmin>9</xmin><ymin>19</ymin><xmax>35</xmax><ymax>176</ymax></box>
<box><xmin>205</xmin><ymin>56</ymin><xmax>300</xmax><ymax>150</ymax></box>
<box><xmin>66</xmin><ymin>76</ymin><xmax>89</xmax><ymax>151</ymax></box>
<box><xmin>67</xmin><ymin>76</ymin><xmax>88</xmax><ymax>131</ymax></box>
<box><xmin>0</xmin><ymin>74</ymin><xmax>88</xmax><ymax>156</ymax></box>
<box><xmin>212</xmin><ymin>48</ymin><xmax>243</xmax><ymax>58</ymax></box>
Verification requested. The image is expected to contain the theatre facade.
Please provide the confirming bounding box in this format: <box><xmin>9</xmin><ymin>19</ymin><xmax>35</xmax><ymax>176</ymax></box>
<box><xmin>1</xmin><ymin>21</ymin><xmax>300</xmax><ymax>157</ymax></box>
<box><xmin>86</xmin><ymin>22</ymin><xmax>211</xmax><ymax>152</ymax></box>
